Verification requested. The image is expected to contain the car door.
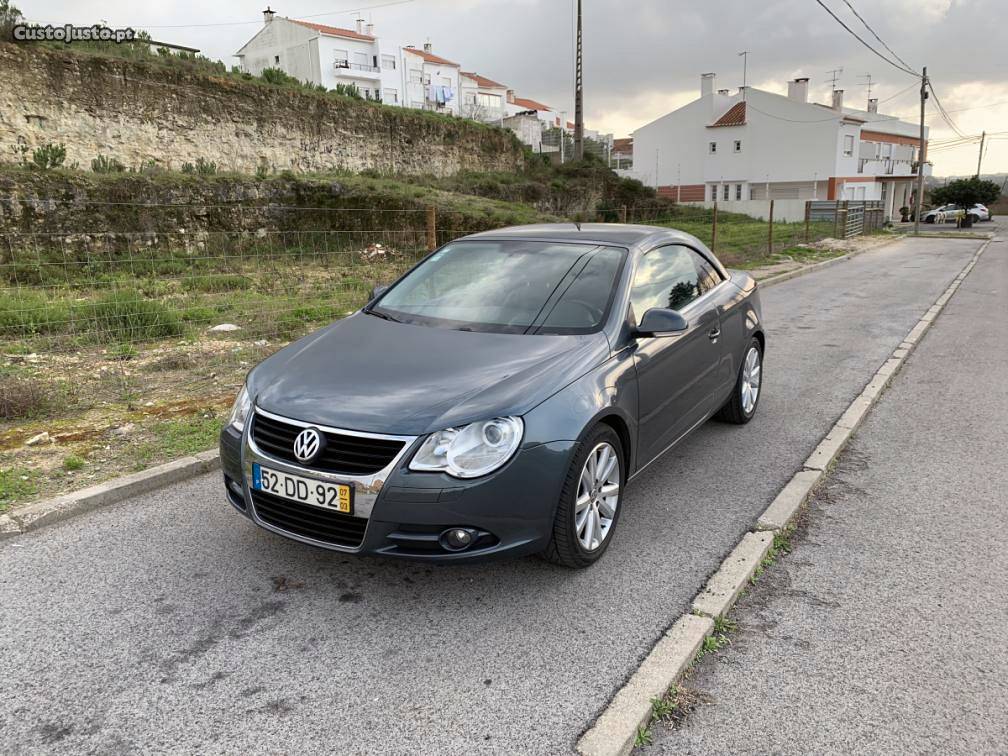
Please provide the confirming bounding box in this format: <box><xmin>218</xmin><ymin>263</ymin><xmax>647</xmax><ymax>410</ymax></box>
<box><xmin>631</xmin><ymin>244</ymin><xmax>723</xmax><ymax>465</ymax></box>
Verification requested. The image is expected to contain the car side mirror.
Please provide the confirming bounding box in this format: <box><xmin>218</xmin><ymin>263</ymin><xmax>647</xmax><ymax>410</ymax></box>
<box><xmin>634</xmin><ymin>308</ymin><xmax>689</xmax><ymax>337</ymax></box>
<box><xmin>370</xmin><ymin>284</ymin><xmax>389</xmax><ymax>300</ymax></box>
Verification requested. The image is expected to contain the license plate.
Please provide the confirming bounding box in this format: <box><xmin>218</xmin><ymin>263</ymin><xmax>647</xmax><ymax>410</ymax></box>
<box><xmin>252</xmin><ymin>463</ymin><xmax>353</xmax><ymax>515</ymax></box>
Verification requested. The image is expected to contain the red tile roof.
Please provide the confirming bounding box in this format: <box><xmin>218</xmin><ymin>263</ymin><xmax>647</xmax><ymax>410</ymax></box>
<box><xmin>709</xmin><ymin>101</ymin><xmax>746</xmax><ymax>127</ymax></box>
<box><xmin>460</xmin><ymin>71</ymin><xmax>508</xmax><ymax>89</ymax></box>
<box><xmin>291</xmin><ymin>19</ymin><xmax>376</xmax><ymax>41</ymax></box>
<box><xmin>613</xmin><ymin>138</ymin><xmax>633</xmax><ymax>154</ymax></box>
<box><xmin>512</xmin><ymin>96</ymin><xmax>552</xmax><ymax>112</ymax></box>
<box><xmin>405</xmin><ymin>47</ymin><xmax>460</xmax><ymax>67</ymax></box>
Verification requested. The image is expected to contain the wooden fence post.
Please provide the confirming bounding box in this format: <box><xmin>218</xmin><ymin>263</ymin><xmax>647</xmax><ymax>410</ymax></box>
<box><xmin>833</xmin><ymin>201</ymin><xmax>840</xmax><ymax>239</ymax></box>
<box><xmin>711</xmin><ymin>201</ymin><xmax>718</xmax><ymax>253</ymax></box>
<box><xmin>804</xmin><ymin>201</ymin><xmax>811</xmax><ymax>243</ymax></box>
<box><xmin>768</xmin><ymin>199</ymin><xmax>775</xmax><ymax>255</ymax></box>
<box><xmin>618</xmin><ymin>205</ymin><xmax>627</xmax><ymax>224</ymax></box>
<box><xmin>426</xmin><ymin>206</ymin><xmax>437</xmax><ymax>251</ymax></box>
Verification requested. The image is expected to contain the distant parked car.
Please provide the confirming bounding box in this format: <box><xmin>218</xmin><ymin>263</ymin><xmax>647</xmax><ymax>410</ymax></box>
<box><xmin>922</xmin><ymin>204</ymin><xmax>989</xmax><ymax>223</ymax></box>
<box><xmin>220</xmin><ymin>224</ymin><xmax>766</xmax><ymax>568</ymax></box>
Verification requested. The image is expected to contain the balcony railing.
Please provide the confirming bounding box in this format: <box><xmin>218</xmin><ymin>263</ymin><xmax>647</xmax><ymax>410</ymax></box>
<box><xmin>333</xmin><ymin>60</ymin><xmax>380</xmax><ymax>74</ymax></box>
<box><xmin>858</xmin><ymin>158</ymin><xmax>916</xmax><ymax>176</ymax></box>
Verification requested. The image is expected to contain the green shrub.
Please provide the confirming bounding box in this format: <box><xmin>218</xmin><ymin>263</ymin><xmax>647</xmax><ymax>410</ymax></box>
<box><xmin>260</xmin><ymin>67</ymin><xmax>299</xmax><ymax>87</ymax></box>
<box><xmin>333</xmin><ymin>82</ymin><xmax>362</xmax><ymax>100</ymax></box>
<box><xmin>63</xmin><ymin>455</ymin><xmax>86</xmax><ymax>471</ymax></box>
<box><xmin>31</xmin><ymin>142</ymin><xmax>66</xmax><ymax>170</ymax></box>
<box><xmin>0</xmin><ymin>376</ymin><xmax>53</xmax><ymax>420</ymax></box>
<box><xmin>91</xmin><ymin>154</ymin><xmax>127</xmax><ymax>173</ymax></box>
<box><xmin>181</xmin><ymin>158</ymin><xmax>217</xmax><ymax>176</ymax></box>
<box><xmin>78</xmin><ymin>292</ymin><xmax>184</xmax><ymax>343</ymax></box>
<box><xmin>181</xmin><ymin>273</ymin><xmax>249</xmax><ymax>293</ymax></box>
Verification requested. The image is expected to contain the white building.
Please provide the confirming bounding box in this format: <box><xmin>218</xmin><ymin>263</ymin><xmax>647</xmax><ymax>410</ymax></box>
<box><xmin>460</xmin><ymin>71</ymin><xmax>509</xmax><ymax>122</ymax></box>
<box><xmin>631</xmin><ymin>73</ymin><xmax>930</xmax><ymax>221</ymax></box>
<box><xmin>234</xmin><ymin>10</ymin><xmax>460</xmax><ymax>112</ymax></box>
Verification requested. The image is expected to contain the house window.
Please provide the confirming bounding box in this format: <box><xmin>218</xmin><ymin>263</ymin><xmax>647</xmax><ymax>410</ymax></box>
<box><xmin>735</xmin><ymin>183</ymin><xmax>742</xmax><ymax>200</ymax></box>
<box><xmin>723</xmin><ymin>184</ymin><xmax>730</xmax><ymax>201</ymax></box>
<box><xmin>710</xmin><ymin>185</ymin><xmax>717</xmax><ymax>201</ymax></box>
<box><xmin>334</xmin><ymin>49</ymin><xmax>348</xmax><ymax>65</ymax></box>
<box><xmin>881</xmin><ymin>142</ymin><xmax>892</xmax><ymax>159</ymax></box>
<box><xmin>409</xmin><ymin>68</ymin><xmax>423</xmax><ymax>83</ymax></box>
<box><xmin>734</xmin><ymin>140</ymin><xmax>741</xmax><ymax>153</ymax></box>
<box><xmin>843</xmin><ymin>134</ymin><xmax>855</xmax><ymax>157</ymax></box>
<box><xmin>354</xmin><ymin>51</ymin><xmax>369</xmax><ymax>67</ymax></box>
<box><xmin>709</xmin><ymin>141</ymin><xmax>717</xmax><ymax>154</ymax></box>
<box><xmin>274</xmin><ymin>55</ymin><xmax>280</xmax><ymax>64</ymax></box>
<box><xmin>477</xmin><ymin>92</ymin><xmax>502</xmax><ymax>109</ymax></box>
<box><xmin>381</xmin><ymin>54</ymin><xmax>396</xmax><ymax>70</ymax></box>
<box><xmin>383</xmin><ymin>88</ymin><xmax>399</xmax><ymax>104</ymax></box>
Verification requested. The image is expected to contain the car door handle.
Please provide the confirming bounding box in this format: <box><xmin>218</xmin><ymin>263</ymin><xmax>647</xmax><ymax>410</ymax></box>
<box><xmin>708</xmin><ymin>327</ymin><xmax>721</xmax><ymax>341</ymax></box>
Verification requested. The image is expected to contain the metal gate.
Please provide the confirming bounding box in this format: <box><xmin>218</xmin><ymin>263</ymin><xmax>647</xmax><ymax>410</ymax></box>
<box><xmin>845</xmin><ymin>204</ymin><xmax>865</xmax><ymax>238</ymax></box>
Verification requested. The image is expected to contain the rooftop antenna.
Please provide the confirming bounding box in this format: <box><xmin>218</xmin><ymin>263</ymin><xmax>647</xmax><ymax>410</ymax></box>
<box><xmin>827</xmin><ymin>67</ymin><xmax>843</xmax><ymax>92</ymax></box>
<box><xmin>738</xmin><ymin>51</ymin><xmax>749</xmax><ymax>99</ymax></box>
<box><xmin>859</xmin><ymin>72</ymin><xmax>873</xmax><ymax>100</ymax></box>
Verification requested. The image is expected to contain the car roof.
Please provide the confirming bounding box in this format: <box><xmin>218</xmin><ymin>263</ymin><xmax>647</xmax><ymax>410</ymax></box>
<box><xmin>460</xmin><ymin>223</ymin><xmax>706</xmax><ymax>251</ymax></box>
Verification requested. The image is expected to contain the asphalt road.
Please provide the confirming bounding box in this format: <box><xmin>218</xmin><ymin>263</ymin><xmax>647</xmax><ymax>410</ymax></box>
<box><xmin>645</xmin><ymin>236</ymin><xmax>1007</xmax><ymax>754</ymax></box>
<box><xmin>0</xmin><ymin>236</ymin><xmax>987</xmax><ymax>754</ymax></box>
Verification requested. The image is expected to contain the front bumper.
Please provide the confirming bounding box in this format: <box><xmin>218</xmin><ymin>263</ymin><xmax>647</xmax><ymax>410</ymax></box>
<box><xmin>220</xmin><ymin>420</ymin><xmax>576</xmax><ymax>563</ymax></box>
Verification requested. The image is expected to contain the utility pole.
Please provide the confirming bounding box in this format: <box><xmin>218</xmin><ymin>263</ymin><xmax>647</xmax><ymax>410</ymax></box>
<box><xmin>573</xmin><ymin>0</ymin><xmax>584</xmax><ymax>161</ymax></box>
<box><xmin>976</xmin><ymin>130</ymin><xmax>986</xmax><ymax>178</ymax></box>
<box><xmin>913</xmin><ymin>66</ymin><xmax>927</xmax><ymax>235</ymax></box>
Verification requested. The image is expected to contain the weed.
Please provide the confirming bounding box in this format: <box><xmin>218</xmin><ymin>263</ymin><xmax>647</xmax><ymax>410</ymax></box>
<box><xmin>107</xmin><ymin>343</ymin><xmax>138</xmax><ymax>361</ymax></box>
<box><xmin>92</xmin><ymin>154</ymin><xmax>126</xmax><ymax>173</ymax></box>
<box><xmin>0</xmin><ymin>375</ymin><xmax>52</xmax><ymax>420</ymax></box>
<box><xmin>181</xmin><ymin>274</ymin><xmax>250</xmax><ymax>293</ymax></box>
<box><xmin>131</xmin><ymin>413</ymin><xmax>222</xmax><ymax>468</ymax></box>
<box><xmin>634</xmin><ymin>724</ymin><xmax>653</xmax><ymax>747</ymax></box>
<box><xmin>650</xmin><ymin>693</ymin><xmax>677</xmax><ymax>721</ymax></box>
<box><xmin>181</xmin><ymin>158</ymin><xmax>217</xmax><ymax>176</ymax></box>
<box><xmin>0</xmin><ymin>467</ymin><xmax>38</xmax><ymax>512</ymax></box>
<box><xmin>30</xmin><ymin>142</ymin><xmax>66</xmax><ymax>170</ymax></box>
<box><xmin>83</xmin><ymin>292</ymin><xmax>185</xmax><ymax>344</ymax></box>
<box><xmin>712</xmin><ymin>616</ymin><xmax>737</xmax><ymax>635</ymax></box>
<box><xmin>63</xmin><ymin>455</ymin><xmax>85</xmax><ymax>471</ymax></box>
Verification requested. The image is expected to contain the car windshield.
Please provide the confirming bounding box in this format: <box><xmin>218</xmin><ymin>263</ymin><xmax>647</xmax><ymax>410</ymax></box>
<box><xmin>370</xmin><ymin>240</ymin><xmax>626</xmax><ymax>334</ymax></box>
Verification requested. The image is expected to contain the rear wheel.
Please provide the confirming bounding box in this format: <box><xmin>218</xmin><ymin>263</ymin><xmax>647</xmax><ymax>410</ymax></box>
<box><xmin>541</xmin><ymin>425</ymin><xmax>624</xmax><ymax>569</ymax></box>
<box><xmin>716</xmin><ymin>337</ymin><xmax>763</xmax><ymax>424</ymax></box>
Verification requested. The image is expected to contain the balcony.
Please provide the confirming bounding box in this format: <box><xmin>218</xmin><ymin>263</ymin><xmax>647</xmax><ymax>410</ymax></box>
<box><xmin>333</xmin><ymin>60</ymin><xmax>381</xmax><ymax>79</ymax></box>
<box><xmin>858</xmin><ymin>158</ymin><xmax>917</xmax><ymax>177</ymax></box>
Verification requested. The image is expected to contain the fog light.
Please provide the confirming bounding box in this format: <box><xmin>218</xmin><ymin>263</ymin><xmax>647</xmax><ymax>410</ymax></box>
<box><xmin>441</xmin><ymin>527</ymin><xmax>474</xmax><ymax>551</ymax></box>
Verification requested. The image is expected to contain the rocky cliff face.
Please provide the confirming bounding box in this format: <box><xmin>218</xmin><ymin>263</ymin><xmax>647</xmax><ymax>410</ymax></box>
<box><xmin>0</xmin><ymin>44</ymin><xmax>524</xmax><ymax>177</ymax></box>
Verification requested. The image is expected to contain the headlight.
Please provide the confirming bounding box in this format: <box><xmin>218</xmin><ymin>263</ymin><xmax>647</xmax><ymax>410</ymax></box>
<box><xmin>409</xmin><ymin>416</ymin><xmax>523</xmax><ymax>478</ymax></box>
<box><xmin>228</xmin><ymin>385</ymin><xmax>251</xmax><ymax>431</ymax></box>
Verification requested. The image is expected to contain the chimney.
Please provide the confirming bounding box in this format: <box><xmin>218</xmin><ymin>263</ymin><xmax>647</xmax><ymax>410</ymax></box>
<box><xmin>506</xmin><ymin>89</ymin><xmax>515</xmax><ymax>104</ymax></box>
<box><xmin>355</xmin><ymin>17</ymin><xmax>365</xmax><ymax>34</ymax></box>
<box><xmin>424</xmin><ymin>40</ymin><xmax>433</xmax><ymax>52</ymax></box>
<box><xmin>262</xmin><ymin>5</ymin><xmax>275</xmax><ymax>24</ymax></box>
<box><xmin>701</xmin><ymin>72</ymin><xmax>715</xmax><ymax>98</ymax></box>
<box><xmin>365</xmin><ymin>22</ymin><xmax>374</xmax><ymax>36</ymax></box>
<box><xmin>867</xmin><ymin>97</ymin><xmax>878</xmax><ymax>114</ymax></box>
<box><xmin>787</xmin><ymin>77</ymin><xmax>809</xmax><ymax>103</ymax></box>
<box><xmin>832</xmin><ymin>89</ymin><xmax>844</xmax><ymax>111</ymax></box>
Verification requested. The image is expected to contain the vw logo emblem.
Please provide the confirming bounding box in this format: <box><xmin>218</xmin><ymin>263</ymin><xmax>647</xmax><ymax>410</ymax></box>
<box><xmin>293</xmin><ymin>428</ymin><xmax>323</xmax><ymax>463</ymax></box>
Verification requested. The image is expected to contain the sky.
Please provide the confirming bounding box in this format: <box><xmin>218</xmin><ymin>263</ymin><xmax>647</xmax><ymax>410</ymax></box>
<box><xmin>22</xmin><ymin>0</ymin><xmax>1008</xmax><ymax>177</ymax></box>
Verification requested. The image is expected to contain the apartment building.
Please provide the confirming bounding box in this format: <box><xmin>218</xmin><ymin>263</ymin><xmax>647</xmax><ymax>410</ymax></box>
<box><xmin>460</xmin><ymin>72</ymin><xmax>509</xmax><ymax>122</ymax></box>
<box><xmin>631</xmin><ymin>73</ymin><xmax>930</xmax><ymax>221</ymax></box>
<box><xmin>235</xmin><ymin>10</ymin><xmax>459</xmax><ymax>113</ymax></box>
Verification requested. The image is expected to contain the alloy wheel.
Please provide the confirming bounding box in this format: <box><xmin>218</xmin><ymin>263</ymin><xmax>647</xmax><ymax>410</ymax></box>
<box><xmin>575</xmin><ymin>442</ymin><xmax>620</xmax><ymax>551</ymax></box>
<box><xmin>741</xmin><ymin>346</ymin><xmax>762</xmax><ymax>415</ymax></box>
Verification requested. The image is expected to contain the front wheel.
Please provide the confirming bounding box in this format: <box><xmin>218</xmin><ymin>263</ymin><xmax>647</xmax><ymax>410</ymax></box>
<box><xmin>541</xmin><ymin>425</ymin><xmax>624</xmax><ymax>568</ymax></box>
<box><xmin>716</xmin><ymin>337</ymin><xmax>763</xmax><ymax>424</ymax></box>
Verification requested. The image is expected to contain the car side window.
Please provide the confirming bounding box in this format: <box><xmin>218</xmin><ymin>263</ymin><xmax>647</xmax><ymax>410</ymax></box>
<box><xmin>630</xmin><ymin>245</ymin><xmax>703</xmax><ymax>318</ymax></box>
<box><xmin>693</xmin><ymin>251</ymin><xmax>723</xmax><ymax>294</ymax></box>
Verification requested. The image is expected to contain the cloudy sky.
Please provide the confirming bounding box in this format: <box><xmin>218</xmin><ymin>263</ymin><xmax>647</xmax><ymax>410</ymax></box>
<box><xmin>25</xmin><ymin>0</ymin><xmax>1008</xmax><ymax>176</ymax></box>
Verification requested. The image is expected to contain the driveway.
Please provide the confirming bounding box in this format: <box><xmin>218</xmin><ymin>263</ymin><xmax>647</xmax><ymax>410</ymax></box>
<box><xmin>0</xmin><ymin>236</ymin><xmax>988</xmax><ymax>754</ymax></box>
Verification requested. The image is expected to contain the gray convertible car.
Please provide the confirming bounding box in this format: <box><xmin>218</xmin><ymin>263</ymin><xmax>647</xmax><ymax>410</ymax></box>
<box><xmin>220</xmin><ymin>224</ymin><xmax>764</xmax><ymax>568</ymax></box>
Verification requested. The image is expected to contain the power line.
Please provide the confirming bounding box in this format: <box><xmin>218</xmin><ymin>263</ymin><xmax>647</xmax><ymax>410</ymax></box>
<box><xmin>840</xmin><ymin>0</ymin><xmax>914</xmax><ymax>71</ymax></box>
<box><xmin>813</xmin><ymin>0</ymin><xmax>919</xmax><ymax>77</ymax></box>
<box><xmin>879</xmin><ymin>81</ymin><xmax>918</xmax><ymax>103</ymax></box>
<box><xmin>926</xmin><ymin>79</ymin><xmax>967</xmax><ymax>139</ymax></box>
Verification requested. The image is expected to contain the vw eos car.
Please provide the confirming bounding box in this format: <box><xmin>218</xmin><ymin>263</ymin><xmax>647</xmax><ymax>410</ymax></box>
<box><xmin>220</xmin><ymin>224</ymin><xmax>765</xmax><ymax>568</ymax></box>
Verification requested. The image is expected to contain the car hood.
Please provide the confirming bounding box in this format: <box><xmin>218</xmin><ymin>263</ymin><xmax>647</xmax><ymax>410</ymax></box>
<box><xmin>248</xmin><ymin>312</ymin><xmax>611</xmax><ymax>436</ymax></box>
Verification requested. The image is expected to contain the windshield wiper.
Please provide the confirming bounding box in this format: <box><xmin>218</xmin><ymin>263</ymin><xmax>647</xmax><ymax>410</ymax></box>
<box><xmin>366</xmin><ymin>309</ymin><xmax>401</xmax><ymax>323</ymax></box>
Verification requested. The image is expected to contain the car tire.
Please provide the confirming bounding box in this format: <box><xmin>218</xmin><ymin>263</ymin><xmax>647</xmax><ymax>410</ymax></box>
<box><xmin>968</xmin><ymin>214</ymin><xmax>979</xmax><ymax>224</ymax></box>
<box><xmin>716</xmin><ymin>337</ymin><xmax>763</xmax><ymax>425</ymax></box>
<box><xmin>541</xmin><ymin>425</ymin><xmax>625</xmax><ymax>569</ymax></box>
<box><xmin>925</xmin><ymin>216</ymin><xmax>935</xmax><ymax>223</ymax></box>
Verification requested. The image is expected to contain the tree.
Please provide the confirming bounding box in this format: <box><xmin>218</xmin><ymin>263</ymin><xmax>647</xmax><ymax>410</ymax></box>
<box><xmin>1</xmin><ymin>0</ymin><xmax>23</xmax><ymax>40</ymax></box>
<box><xmin>930</xmin><ymin>177</ymin><xmax>1000</xmax><ymax>226</ymax></box>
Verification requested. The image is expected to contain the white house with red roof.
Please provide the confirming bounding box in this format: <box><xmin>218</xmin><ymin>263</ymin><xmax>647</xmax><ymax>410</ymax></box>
<box><xmin>630</xmin><ymin>72</ymin><xmax>931</xmax><ymax>221</ymax></box>
<box><xmin>459</xmin><ymin>72</ymin><xmax>509</xmax><ymax>122</ymax></box>
<box><xmin>235</xmin><ymin>9</ymin><xmax>461</xmax><ymax>113</ymax></box>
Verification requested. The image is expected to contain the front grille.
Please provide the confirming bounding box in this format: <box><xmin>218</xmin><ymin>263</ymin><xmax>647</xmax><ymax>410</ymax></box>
<box><xmin>251</xmin><ymin>489</ymin><xmax>367</xmax><ymax>548</ymax></box>
<box><xmin>252</xmin><ymin>412</ymin><xmax>406</xmax><ymax>475</ymax></box>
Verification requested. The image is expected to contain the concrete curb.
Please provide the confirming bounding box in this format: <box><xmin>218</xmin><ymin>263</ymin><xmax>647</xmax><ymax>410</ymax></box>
<box><xmin>0</xmin><ymin>449</ymin><xmax>219</xmax><ymax>540</ymax></box>
<box><xmin>575</xmin><ymin>236</ymin><xmax>991</xmax><ymax>755</ymax></box>
<box><xmin>576</xmin><ymin>614</ymin><xmax>713</xmax><ymax>756</ymax></box>
<box><xmin>692</xmin><ymin>532</ymin><xmax>774</xmax><ymax>619</ymax></box>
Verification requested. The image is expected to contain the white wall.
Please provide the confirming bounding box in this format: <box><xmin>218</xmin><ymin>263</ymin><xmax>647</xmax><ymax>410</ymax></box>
<box><xmin>236</xmin><ymin>19</ymin><xmax>318</xmax><ymax>82</ymax></box>
<box><xmin>684</xmin><ymin>199</ymin><xmax>810</xmax><ymax>223</ymax></box>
